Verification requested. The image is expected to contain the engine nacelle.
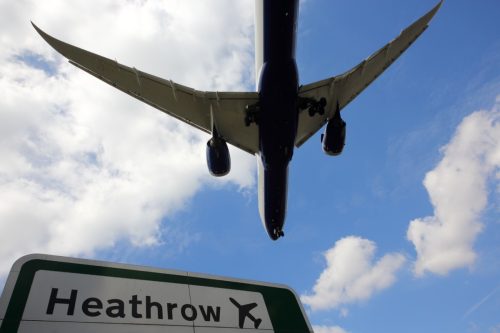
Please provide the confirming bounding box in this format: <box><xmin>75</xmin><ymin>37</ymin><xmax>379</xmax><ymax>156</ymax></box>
<box><xmin>321</xmin><ymin>117</ymin><xmax>346</xmax><ymax>156</ymax></box>
<box><xmin>206</xmin><ymin>137</ymin><xmax>231</xmax><ymax>176</ymax></box>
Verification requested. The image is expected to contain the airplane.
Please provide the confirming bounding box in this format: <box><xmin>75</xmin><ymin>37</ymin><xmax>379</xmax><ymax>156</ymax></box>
<box><xmin>32</xmin><ymin>0</ymin><xmax>443</xmax><ymax>240</ymax></box>
<box><xmin>228</xmin><ymin>297</ymin><xmax>262</xmax><ymax>329</ymax></box>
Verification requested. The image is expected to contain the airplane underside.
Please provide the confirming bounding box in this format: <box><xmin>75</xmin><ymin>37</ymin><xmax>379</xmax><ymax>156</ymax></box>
<box><xmin>33</xmin><ymin>0</ymin><xmax>443</xmax><ymax>240</ymax></box>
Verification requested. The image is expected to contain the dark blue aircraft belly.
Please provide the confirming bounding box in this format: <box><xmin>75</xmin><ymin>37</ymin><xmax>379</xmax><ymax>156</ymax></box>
<box><xmin>261</xmin><ymin>164</ymin><xmax>289</xmax><ymax>238</ymax></box>
<box><xmin>259</xmin><ymin>60</ymin><xmax>299</xmax><ymax>165</ymax></box>
<box><xmin>257</xmin><ymin>0</ymin><xmax>299</xmax><ymax>239</ymax></box>
<box><xmin>262</xmin><ymin>0</ymin><xmax>298</xmax><ymax>63</ymax></box>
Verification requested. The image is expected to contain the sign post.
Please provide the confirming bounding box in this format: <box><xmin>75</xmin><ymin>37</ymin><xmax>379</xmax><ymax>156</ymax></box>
<box><xmin>0</xmin><ymin>254</ymin><xmax>312</xmax><ymax>333</ymax></box>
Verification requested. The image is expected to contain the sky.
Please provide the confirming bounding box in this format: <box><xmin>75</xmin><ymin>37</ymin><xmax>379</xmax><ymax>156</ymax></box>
<box><xmin>0</xmin><ymin>0</ymin><xmax>499</xmax><ymax>332</ymax></box>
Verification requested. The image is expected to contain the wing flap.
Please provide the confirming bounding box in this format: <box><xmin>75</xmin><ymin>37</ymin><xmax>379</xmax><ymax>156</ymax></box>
<box><xmin>295</xmin><ymin>0</ymin><xmax>443</xmax><ymax>147</ymax></box>
<box><xmin>32</xmin><ymin>22</ymin><xmax>259</xmax><ymax>154</ymax></box>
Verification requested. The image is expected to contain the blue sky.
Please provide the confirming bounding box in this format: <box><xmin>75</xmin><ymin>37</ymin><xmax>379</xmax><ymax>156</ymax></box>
<box><xmin>1</xmin><ymin>0</ymin><xmax>499</xmax><ymax>332</ymax></box>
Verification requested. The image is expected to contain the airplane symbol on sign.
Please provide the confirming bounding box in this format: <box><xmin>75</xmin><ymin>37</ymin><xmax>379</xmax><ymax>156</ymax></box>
<box><xmin>229</xmin><ymin>297</ymin><xmax>262</xmax><ymax>329</ymax></box>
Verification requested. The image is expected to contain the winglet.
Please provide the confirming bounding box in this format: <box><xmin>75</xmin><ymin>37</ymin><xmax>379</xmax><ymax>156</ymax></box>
<box><xmin>31</xmin><ymin>21</ymin><xmax>87</xmax><ymax>63</ymax></box>
<box><xmin>400</xmin><ymin>0</ymin><xmax>444</xmax><ymax>38</ymax></box>
<box><xmin>425</xmin><ymin>0</ymin><xmax>444</xmax><ymax>25</ymax></box>
<box><xmin>31</xmin><ymin>21</ymin><xmax>63</xmax><ymax>53</ymax></box>
<box><xmin>31</xmin><ymin>21</ymin><xmax>52</xmax><ymax>45</ymax></box>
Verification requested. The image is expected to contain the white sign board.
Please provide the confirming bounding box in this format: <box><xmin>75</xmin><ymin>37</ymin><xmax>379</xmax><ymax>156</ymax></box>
<box><xmin>0</xmin><ymin>254</ymin><xmax>312</xmax><ymax>333</ymax></box>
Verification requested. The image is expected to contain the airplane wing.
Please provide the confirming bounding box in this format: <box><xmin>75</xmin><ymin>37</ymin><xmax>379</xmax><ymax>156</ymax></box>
<box><xmin>295</xmin><ymin>0</ymin><xmax>443</xmax><ymax>147</ymax></box>
<box><xmin>32</xmin><ymin>23</ymin><xmax>259</xmax><ymax>155</ymax></box>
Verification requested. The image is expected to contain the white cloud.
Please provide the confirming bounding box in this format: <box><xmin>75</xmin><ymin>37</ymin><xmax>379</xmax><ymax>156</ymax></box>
<box><xmin>0</xmin><ymin>0</ymin><xmax>255</xmax><ymax>277</ymax></box>
<box><xmin>301</xmin><ymin>236</ymin><xmax>406</xmax><ymax>311</ymax></box>
<box><xmin>339</xmin><ymin>307</ymin><xmax>349</xmax><ymax>318</ymax></box>
<box><xmin>313</xmin><ymin>325</ymin><xmax>349</xmax><ymax>333</ymax></box>
<box><xmin>407</xmin><ymin>99</ymin><xmax>500</xmax><ymax>276</ymax></box>
<box><xmin>490</xmin><ymin>323</ymin><xmax>500</xmax><ymax>333</ymax></box>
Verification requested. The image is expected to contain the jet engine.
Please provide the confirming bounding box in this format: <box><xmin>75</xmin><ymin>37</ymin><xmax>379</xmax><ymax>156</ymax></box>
<box><xmin>321</xmin><ymin>115</ymin><xmax>346</xmax><ymax>156</ymax></box>
<box><xmin>206</xmin><ymin>136</ymin><xmax>231</xmax><ymax>176</ymax></box>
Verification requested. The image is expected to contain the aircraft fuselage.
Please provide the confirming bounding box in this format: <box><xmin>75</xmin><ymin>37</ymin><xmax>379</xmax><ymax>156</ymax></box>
<box><xmin>255</xmin><ymin>0</ymin><xmax>299</xmax><ymax>240</ymax></box>
<box><xmin>32</xmin><ymin>0</ymin><xmax>443</xmax><ymax>241</ymax></box>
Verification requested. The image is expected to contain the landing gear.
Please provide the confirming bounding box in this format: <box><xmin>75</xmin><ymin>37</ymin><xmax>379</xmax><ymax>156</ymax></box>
<box><xmin>273</xmin><ymin>228</ymin><xmax>285</xmax><ymax>239</ymax></box>
<box><xmin>299</xmin><ymin>97</ymin><xmax>327</xmax><ymax>117</ymax></box>
<box><xmin>245</xmin><ymin>103</ymin><xmax>260</xmax><ymax>126</ymax></box>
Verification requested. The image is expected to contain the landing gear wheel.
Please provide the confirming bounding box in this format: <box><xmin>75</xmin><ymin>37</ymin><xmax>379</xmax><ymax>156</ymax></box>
<box><xmin>308</xmin><ymin>106</ymin><xmax>317</xmax><ymax>117</ymax></box>
<box><xmin>273</xmin><ymin>228</ymin><xmax>284</xmax><ymax>239</ymax></box>
<box><xmin>318</xmin><ymin>98</ymin><xmax>326</xmax><ymax>115</ymax></box>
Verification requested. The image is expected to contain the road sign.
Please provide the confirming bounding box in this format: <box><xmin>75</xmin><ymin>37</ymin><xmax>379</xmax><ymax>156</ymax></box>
<box><xmin>0</xmin><ymin>254</ymin><xmax>312</xmax><ymax>333</ymax></box>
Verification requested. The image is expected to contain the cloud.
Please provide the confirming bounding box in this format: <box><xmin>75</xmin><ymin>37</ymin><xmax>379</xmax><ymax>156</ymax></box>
<box><xmin>407</xmin><ymin>98</ymin><xmax>500</xmax><ymax>276</ymax></box>
<box><xmin>301</xmin><ymin>236</ymin><xmax>406</xmax><ymax>311</ymax></box>
<box><xmin>313</xmin><ymin>325</ymin><xmax>349</xmax><ymax>333</ymax></box>
<box><xmin>0</xmin><ymin>0</ymin><xmax>255</xmax><ymax>277</ymax></box>
<box><xmin>491</xmin><ymin>323</ymin><xmax>500</xmax><ymax>333</ymax></box>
